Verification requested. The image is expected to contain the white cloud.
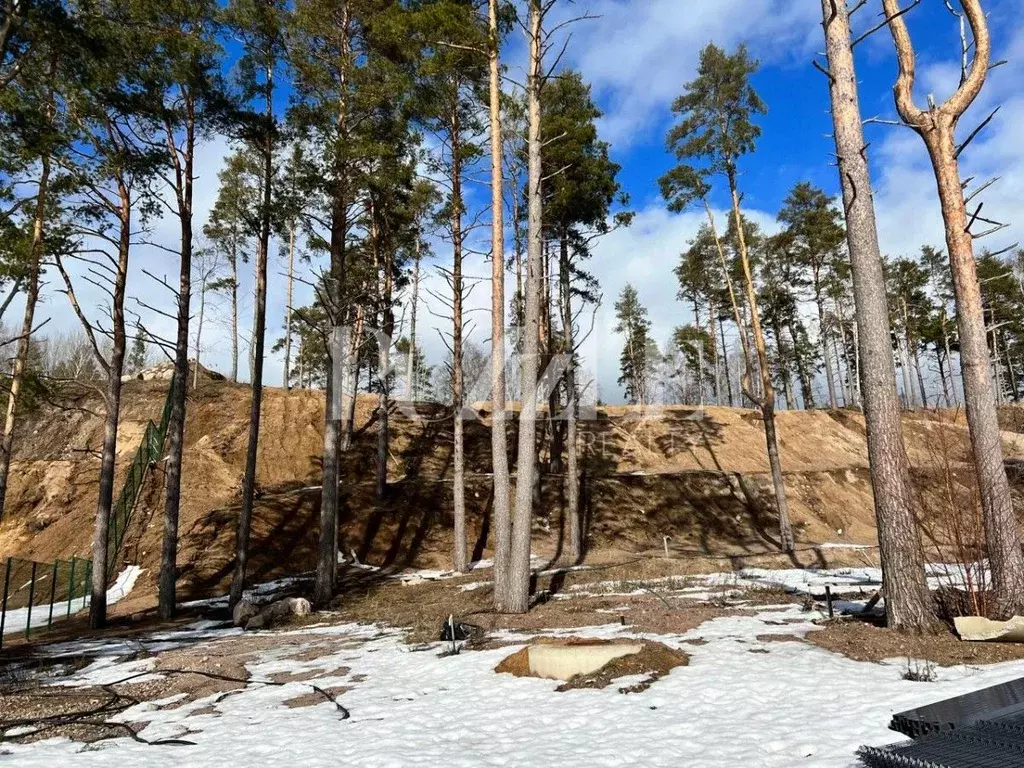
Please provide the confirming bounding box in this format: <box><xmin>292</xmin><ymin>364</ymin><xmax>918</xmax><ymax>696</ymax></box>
<box><xmin>554</xmin><ymin>0</ymin><xmax>821</xmax><ymax>147</ymax></box>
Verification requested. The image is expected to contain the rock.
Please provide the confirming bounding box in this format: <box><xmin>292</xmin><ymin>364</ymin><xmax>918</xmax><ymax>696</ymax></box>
<box><xmin>265</xmin><ymin>597</ymin><xmax>311</xmax><ymax>621</ymax></box>
<box><xmin>233</xmin><ymin>599</ymin><xmax>260</xmax><ymax>627</ymax></box>
<box><xmin>121</xmin><ymin>360</ymin><xmax>226</xmax><ymax>383</ymax></box>
<box><xmin>245</xmin><ymin>614</ymin><xmax>267</xmax><ymax>631</ymax></box>
<box><xmin>955</xmin><ymin>615</ymin><xmax>1024</xmax><ymax>643</ymax></box>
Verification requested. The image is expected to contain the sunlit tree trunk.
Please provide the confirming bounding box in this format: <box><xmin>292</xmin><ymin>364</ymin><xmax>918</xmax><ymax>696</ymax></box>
<box><xmin>882</xmin><ymin>0</ymin><xmax>1024</xmax><ymax>616</ymax></box>
<box><xmin>821</xmin><ymin>0</ymin><xmax>933</xmax><ymax>630</ymax></box>
<box><xmin>159</xmin><ymin>96</ymin><xmax>196</xmax><ymax>620</ymax></box>
<box><xmin>489</xmin><ymin>0</ymin><xmax>513</xmax><ymax>608</ymax></box>
<box><xmin>508</xmin><ymin>0</ymin><xmax>544</xmax><ymax>613</ymax></box>
<box><xmin>0</xmin><ymin>154</ymin><xmax>49</xmax><ymax>522</ymax></box>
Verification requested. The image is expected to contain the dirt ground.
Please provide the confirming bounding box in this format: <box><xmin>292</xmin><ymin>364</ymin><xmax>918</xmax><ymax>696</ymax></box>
<box><xmin>805</xmin><ymin>619</ymin><xmax>1024</xmax><ymax>667</ymax></box>
<box><xmin>3</xmin><ymin>380</ymin><xmax>1024</xmax><ymax>620</ymax></box>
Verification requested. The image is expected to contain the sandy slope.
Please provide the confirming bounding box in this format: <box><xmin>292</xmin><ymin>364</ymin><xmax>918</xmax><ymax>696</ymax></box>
<box><xmin>2</xmin><ymin>380</ymin><xmax>1023</xmax><ymax>606</ymax></box>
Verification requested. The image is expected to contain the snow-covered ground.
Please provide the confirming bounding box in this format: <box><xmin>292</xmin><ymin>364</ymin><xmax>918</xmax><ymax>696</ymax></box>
<box><xmin>3</xmin><ymin>565</ymin><xmax>1022</xmax><ymax>767</ymax></box>
<box><xmin>1</xmin><ymin>566</ymin><xmax>142</xmax><ymax>638</ymax></box>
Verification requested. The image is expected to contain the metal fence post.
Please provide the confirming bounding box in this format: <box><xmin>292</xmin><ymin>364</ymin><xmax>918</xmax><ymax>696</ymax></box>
<box><xmin>0</xmin><ymin>558</ymin><xmax>12</xmax><ymax>650</ymax></box>
<box><xmin>25</xmin><ymin>560</ymin><xmax>38</xmax><ymax>639</ymax></box>
<box><xmin>47</xmin><ymin>560</ymin><xmax>59</xmax><ymax>630</ymax></box>
<box><xmin>67</xmin><ymin>556</ymin><xmax>77</xmax><ymax>617</ymax></box>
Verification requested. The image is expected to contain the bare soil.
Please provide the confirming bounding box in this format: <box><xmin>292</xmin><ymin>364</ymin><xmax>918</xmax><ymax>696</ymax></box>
<box><xmin>806</xmin><ymin>619</ymin><xmax>1024</xmax><ymax>666</ymax></box>
<box><xmin>4</xmin><ymin>381</ymin><xmax>1024</xmax><ymax>623</ymax></box>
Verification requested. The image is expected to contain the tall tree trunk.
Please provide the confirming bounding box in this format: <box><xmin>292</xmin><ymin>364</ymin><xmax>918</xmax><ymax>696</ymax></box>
<box><xmin>703</xmin><ymin>201</ymin><xmax>747</xmax><ymax>406</ymax></box>
<box><xmin>886</xmin><ymin>0</ymin><xmax>1024</xmax><ymax>615</ymax></box>
<box><xmin>283</xmin><ymin>216</ymin><xmax>295</xmax><ymax>389</ymax></box>
<box><xmin>314</xmin><ymin>30</ymin><xmax>351</xmax><ymax>604</ymax></box>
<box><xmin>90</xmin><ymin>187</ymin><xmax>132</xmax><ymax>630</ymax></box>
<box><xmin>989</xmin><ymin>318</ymin><xmax>1004</xmax><ymax>406</ymax></box>
<box><xmin>559</xmin><ymin>231</ymin><xmax>580</xmax><ymax>562</ymax></box>
<box><xmin>815</xmin><ymin>278</ymin><xmax>837</xmax><ymax>409</ymax></box>
<box><xmin>158</xmin><ymin>100</ymin><xmax>196</xmax><ymax>620</ymax></box>
<box><xmin>729</xmin><ymin>180</ymin><xmax>793</xmax><ymax>553</ymax></box>
<box><xmin>508</xmin><ymin>0</ymin><xmax>543</xmax><ymax>614</ymax></box>
<box><xmin>230</xmin><ymin>242</ymin><xmax>239</xmax><ymax>383</ymax></box>
<box><xmin>912</xmin><ymin>336</ymin><xmax>928</xmax><ymax>408</ymax></box>
<box><xmin>489</xmin><ymin>0</ymin><xmax>513</xmax><ymax>609</ymax></box>
<box><xmin>375</xmin><ymin>209</ymin><xmax>393</xmax><ymax>502</ymax></box>
<box><xmin>822</xmin><ymin>0</ymin><xmax>933</xmax><ymax>630</ymax></box>
<box><xmin>341</xmin><ymin>305</ymin><xmax>364</xmax><ymax>451</ymax></box>
<box><xmin>718</xmin><ymin>318</ymin><xmax>732</xmax><ymax>406</ymax></box>
<box><xmin>927</xmin><ymin>123</ymin><xmax>1024</xmax><ymax>611</ymax></box>
<box><xmin>705</xmin><ymin>298</ymin><xmax>722</xmax><ymax>405</ymax></box>
<box><xmin>943</xmin><ymin>314</ymin><xmax>959</xmax><ymax>406</ymax></box>
<box><xmin>773</xmin><ymin>318</ymin><xmax>795</xmax><ymax>410</ymax></box>
<box><xmin>314</xmin><ymin>227</ymin><xmax>347</xmax><ymax>607</ymax></box>
<box><xmin>451</xmin><ymin>101</ymin><xmax>468</xmax><ymax>574</ymax></box>
<box><xmin>1003</xmin><ymin>332</ymin><xmax>1018</xmax><ymax>402</ymax></box>
<box><xmin>836</xmin><ymin>301</ymin><xmax>857</xmax><ymax>407</ymax></box>
<box><xmin>406</xmin><ymin>241</ymin><xmax>420</xmax><ymax>400</ymax></box>
<box><xmin>899</xmin><ymin>298</ymin><xmax>917</xmax><ymax>409</ymax></box>
<box><xmin>0</xmin><ymin>154</ymin><xmax>49</xmax><ymax>521</ymax></box>
<box><xmin>938</xmin><ymin>348</ymin><xmax>952</xmax><ymax>407</ymax></box>
<box><xmin>194</xmin><ymin>277</ymin><xmax>206</xmax><ymax>390</ymax></box>
<box><xmin>229</xmin><ymin>73</ymin><xmax>273</xmax><ymax>611</ymax></box>
<box><xmin>791</xmin><ymin>321</ymin><xmax>815</xmax><ymax>410</ymax></box>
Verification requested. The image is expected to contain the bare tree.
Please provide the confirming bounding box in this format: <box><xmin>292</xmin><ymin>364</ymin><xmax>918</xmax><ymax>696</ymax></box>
<box><xmin>228</xmin><ymin>6</ymin><xmax>282</xmax><ymax>609</ymax></box>
<box><xmin>191</xmin><ymin>244</ymin><xmax>226</xmax><ymax>388</ymax></box>
<box><xmin>488</xmin><ymin>0</ymin><xmax>513</xmax><ymax>607</ymax></box>
<box><xmin>507</xmin><ymin>0</ymin><xmax>546</xmax><ymax>613</ymax></box>
<box><xmin>882</xmin><ymin>0</ymin><xmax>1024</xmax><ymax>615</ymax></box>
<box><xmin>819</xmin><ymin>0</ymin><xmax>933</xmax><ymax>631</ymax></box>
<box><xmin>55</xmin><ymin>168</ymin><xmax>141</xmax><ymax>630</ymax></box>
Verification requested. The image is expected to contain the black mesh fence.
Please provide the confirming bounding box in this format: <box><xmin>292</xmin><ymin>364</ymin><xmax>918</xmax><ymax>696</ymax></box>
<box><xmin>0</xmin><ymin>555</ymin><xmax>92</xmax><ymax>649</ymax></box>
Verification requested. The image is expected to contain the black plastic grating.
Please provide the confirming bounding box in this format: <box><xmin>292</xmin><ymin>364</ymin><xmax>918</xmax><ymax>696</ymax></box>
<box><xmin>890</xmin><ymin>676</ymin><xmax>1024</xmax><ymax>738</ymax></box>
<box><xmin>860</xmin><ymin>706</ymin><xmax>1024</xmax><ymax>767</ymax></box>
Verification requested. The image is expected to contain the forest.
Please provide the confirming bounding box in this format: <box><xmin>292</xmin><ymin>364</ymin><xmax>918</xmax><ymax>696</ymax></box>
<box><xmin>1</xmin><ymin>0</ymin><xmax>1023</xmax><ymax>646</ymax></box>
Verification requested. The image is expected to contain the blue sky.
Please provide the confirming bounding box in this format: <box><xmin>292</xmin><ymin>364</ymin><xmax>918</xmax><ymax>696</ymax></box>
<box><xmin>542</xmin><ymin>0</ymin><xmax>1024</xmax><ymax>403</ymax></box>
<box><xmin>26</xmin><ymin>0</ymin><xmax>1024</xmax><ymax>405</ymax></box>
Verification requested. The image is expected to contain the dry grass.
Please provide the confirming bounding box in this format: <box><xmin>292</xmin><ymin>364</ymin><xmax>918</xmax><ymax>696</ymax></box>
<box><xmin>806</xmin><ymin>619</ymin><xmax>1024</xmax><ymax>666</ymax></box>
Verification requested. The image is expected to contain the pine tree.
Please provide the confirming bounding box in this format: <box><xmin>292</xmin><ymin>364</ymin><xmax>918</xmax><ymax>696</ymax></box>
<box><xmin>126</xmin><ymin>326</ymin><xmax>148</xmax><ymax>375</ymax></box>
<box><xmin>139</xmin><ymin>0</ymin><xmax>226</xmax><ymax>621</ymax></box>
<box><xmin>0</xmin><ymin>16</ymin><xmax>68</xmax><ymax>522</ymax></box>
<box><xmin>52</xmin><ymin>0</ymin><xmax>166</xmax><ymax>628</ymax></box>
<box><xmin>660</xmin><ymin>42</ymin><xmax>794</xmax><ymax>552</ymax></box>
<box><xmin>289</xmin><ymin>0</ymin><xmax>418</xmax><ymax>604</ymax></box>
<box><xmin>885</xmin><ymin>257</ymin><xmax>934</xmax><ymax>410</ymax></box>
<box><xmin>540</xmin><ymin>70</ymin><xmax>627</xmax><ymax>562</ymax></box>
<box><xmin>777</xmin><ymin>182</ymin><xmax>846</xmax><ymax>409</ymax></box>
<box><xmin>204</xmin><ymin>150</ymin><xmax>258</xmax><ymax>383</ymax></box>
<box><xmin>226</xmin><ymin>0</ymin><xmax>287</xmax><ymax>611</ymax></box>
<box><xmin>614</xmin><ymin>285</ymin><xmax>652</xmax><ymax>405</ymax></box>
<box><xmin>820</xmin><ymin>0</ymin><xmax>934</xmax><ymax>630</ymax></box>
<box><xmin>417</xmin><ymin>0</ymin><xmax>488</xmax><ymax>573</ymax></box>
<box><xmin>507</xmin><ymin>0</ymin><xmax>547</xmax><ymax>614</ymax></box>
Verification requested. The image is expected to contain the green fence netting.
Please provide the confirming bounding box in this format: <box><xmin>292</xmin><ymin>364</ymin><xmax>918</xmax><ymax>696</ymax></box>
<box><xmin>106</xmin><ymin>385</ymin><xmax>174</xmax><ymax>580</ymax></box>
<box><xmin>0</xmin><ymin>555</ymin><xmax>92</xmax><ymax>648</ymax></box>
<box><xmin>0</xmin><ymin>384</ymin><xmax>174</xmax><ymax>649</ymax></box>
